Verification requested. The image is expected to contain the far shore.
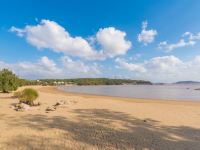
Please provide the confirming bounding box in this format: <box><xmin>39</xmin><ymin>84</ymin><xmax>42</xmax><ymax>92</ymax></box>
<box><xmin>1</xmin><ymin>85</ymin><xmax>200</xmax><ymax>150</ymax></box>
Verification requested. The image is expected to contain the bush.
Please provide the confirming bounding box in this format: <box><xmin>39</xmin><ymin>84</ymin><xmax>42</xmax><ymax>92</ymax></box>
<box><xmin>13</xmin><ymin>91</ymin><xmax>22</xmax><ymax>98</ymax></box>
<box><xmin>18</xmin><ymin>88</ymin><xmax>39</xmax><ymax>106</ymax></box>
<box><xmin>0</xmin><ymin>69</ymin><xmax>19</xmax><ymax>93</ymax></box>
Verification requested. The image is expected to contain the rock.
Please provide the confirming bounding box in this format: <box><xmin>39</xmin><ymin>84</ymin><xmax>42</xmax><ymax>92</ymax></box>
<box><xmin>46</xmin><ymin>106</ymin><xmax>56</xmax><ymax>112</ymax></box>
<box><xmin>14</xmin><ymin>103</ymin><xmax>30</xmax><ymax>111</ymax></box>
<box><xmin>11</xmin><ymin>102</ymin><xmax>41</xmax><ymax>112</ymax></box>
<box><xmin>21</xmin><ymin>103</ymin><xmax>30</xmax><ymax>110</ymax></box>
<box><xmin>54</xmin><ymin>100</ymin><xmax>66</xmax><ymax>106</ymax></box>
<box><xmin>45</xmin><ymin>100</ymin><xmax>77</xmax><ymax>112</ymax></box>
<box><xmin>54</xmin><ymin>100</ymin><xmax>68</xmax><ymax>108</ymax></box>
<box><xmin>33</xmin><ymin>102</ymin><xmax>41</xmax><ymax>106</ymax></box>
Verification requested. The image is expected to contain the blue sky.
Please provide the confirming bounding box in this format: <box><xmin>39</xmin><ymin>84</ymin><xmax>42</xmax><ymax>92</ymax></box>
<box><xmin>1</xmin><ymin>0</ymin><xmax>200</xmax><ymax>82</ymax></box>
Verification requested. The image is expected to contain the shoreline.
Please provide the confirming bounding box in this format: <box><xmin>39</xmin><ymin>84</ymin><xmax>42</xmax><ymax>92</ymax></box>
<box><xmin>55</xmin><ymin>86</ymin><xmax>200</xmax><ymax>105</ymax></box>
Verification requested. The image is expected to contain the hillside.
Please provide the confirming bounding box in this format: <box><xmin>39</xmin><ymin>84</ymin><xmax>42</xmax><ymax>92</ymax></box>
<box><xmin>175</xmin><ymin>81</ymin><xmax>200</xmax><ymax>84</ymax></box>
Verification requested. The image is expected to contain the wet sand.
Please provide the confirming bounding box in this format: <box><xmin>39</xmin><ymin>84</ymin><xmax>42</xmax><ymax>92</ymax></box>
<box><xmin>0</xmin><ymin>86</ymin><xmax>200</xmax><ymax>150</ymax></box>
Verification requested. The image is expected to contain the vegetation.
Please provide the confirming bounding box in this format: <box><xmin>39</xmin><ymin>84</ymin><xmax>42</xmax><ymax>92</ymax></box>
<box><xmin>0</xmin><ymin>68</ymin><xmax>152</xmax><ymax>88</ymax></box>
<box><xmin>0</xmin><ymin>68</ymin><xmax>36</xmax><ymax>93</ymax></box>
<box><xmin>68</xmin><ymin>78</ymin><xmax>152</xmax><ymax>85</ymax></box>
<box><xmin>16</xmin><ymin>88</ymin><xmax>39</xmax><ymax>106</ymax></box>
<box><xmin>13</xmin><ymin>91</ymin><xmax>22</xmax><ymax>98</ymax></box>
<box><xmin>0</xmin><ymin>69</ymin><xmax>19</xmax><ymax>92</ymax></box>
<box><xmin>39</xmin><ymin>78</ymin><xmax>152</xmax><ymax>86</ymax></box>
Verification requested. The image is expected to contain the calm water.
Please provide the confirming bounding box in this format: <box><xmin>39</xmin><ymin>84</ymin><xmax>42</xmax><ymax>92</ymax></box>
<box><xmin>58</xmin><ymin>84</ymin><xmax>200</xmax><ymax>101</ymax></box>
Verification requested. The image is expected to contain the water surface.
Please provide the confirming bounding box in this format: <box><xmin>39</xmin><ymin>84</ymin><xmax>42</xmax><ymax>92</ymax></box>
<box><xmin>58</xmin><ymin>84</ymin><xmax>200</xmax><ymax>101</ymax></box>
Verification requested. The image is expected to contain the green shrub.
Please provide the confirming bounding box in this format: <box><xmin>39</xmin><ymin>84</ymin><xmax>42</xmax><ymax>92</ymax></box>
<box><xmin>18</xmin><ymin>88</ymin><xmax>39</xmax><ymax>106</ymax></box>
<box><xmin>13</xmin><ymin>91</ymin><xmax>22</xmax><ymax>98</ymax></box>
<box><xmin>0</xmin><ymin>69</ymin><xmax>19</xmax><ymax>93</ymax></box>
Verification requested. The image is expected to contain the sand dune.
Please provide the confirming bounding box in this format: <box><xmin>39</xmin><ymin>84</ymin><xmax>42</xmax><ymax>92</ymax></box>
<box><xmin>0</xmin><ymin>86</ymin><xmax>200</xmax><ymax>150</ymax></box>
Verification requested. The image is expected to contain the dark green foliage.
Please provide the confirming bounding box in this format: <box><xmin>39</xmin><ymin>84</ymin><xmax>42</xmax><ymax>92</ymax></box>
<box><xmin>70</xmin><ymin>78</ymin><xmax>152</xmax><ymax>85</ymax></box>
<box><xmin>0</xmin><ymin>69</ymin><xmax>19</xmax><ymax>92</ymax></box>
<box><xmin>17</xmin><ymin>88</ymin><xmax>39</xmax><ymax>106</ymax></box>
<box><xmin>38</xmin><ymin>78</ymin><xmax>152</xmax><ymax>86</ymax></box>
<box><xmin>16</xmin><ymin>78</ymin><xmax>40</xmax><ymax>86</ymax></box>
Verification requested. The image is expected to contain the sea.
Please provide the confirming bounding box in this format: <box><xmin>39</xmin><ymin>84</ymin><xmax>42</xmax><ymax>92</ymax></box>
<box><xmin>58</xmin><ymin>84</ymin><xmax>200</xmax><ymax>101</ymax></box>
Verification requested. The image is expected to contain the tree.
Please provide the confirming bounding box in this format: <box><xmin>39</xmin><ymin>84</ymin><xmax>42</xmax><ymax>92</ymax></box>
<box><xmin>0</xmin><ymin>69</ymin><xmax>19</xmax><ymax>93</ymax></box>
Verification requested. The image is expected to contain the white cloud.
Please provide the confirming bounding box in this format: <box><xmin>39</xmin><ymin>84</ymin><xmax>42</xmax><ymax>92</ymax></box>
<box><xmin>39</xmin><ymin>56</ymin><xmax>59</xmax><ymax>72</ymax></box>
<box><xmin>193</xmin><ymin>55</ymin><xmax>200</xmax><ymax>64</ymax></box>
<box><xmin>145</xmin><ymin>55</ymin><xmax>182</xmax><ymax>73</ymax></box>
<box><xmin>138</xmin><ymin>21</ymin><xmax>157</xmax><ymax>45</ymax></box>
<box><xmin>0</xmin><ymin>56</ymin><xmax>62</xmax><ymax>79</ymax></box>
<box><xmin>115</xmin><ymin>58</ymin><xmax>146</xmax><ymax>74</ymax></box>
<box><xmin>11</xmin><ymin>20</ymin><xmax>98</xmax><ymax>59</ymax></box>
<box><xmin>11</xmin><ymin>19</ymin><xmax>131</xmax><ymax>60</ymax></box>
<box><xmin>10</xmin><ymin>27</ymin><xmax>25</xmax><ymax>37</ymax></box>
<box><xmin>115</xmin><ymin>55</ymin><xmax>200</xmax><ymax>82</ymax></box>
<box><xmin>158</xmin><ymin>31</ymin><xmax>200</xmax><ymax>52</ymax></box>
<box><xmin>183</xmin><ymin>32</ymin><xmax>200</xmax><ymax>41</ymax></box>
<box><xmin>96</xmin><ymin>27</ymin><xmax>131</xmax><ymax>57</ymax></box>
<box><xmin>61</xmin><ymin>56</ymin><xmax>100</xmax><ymax>75</ymax></box>
<box><xmin>158</xmin><ymin>39</ymin><xmax>195</xmax><ymax>52</ymax></box>
<box><xmin>0</xmin><ymin>56</ymin><xmax>101</xmax><ymax>79</ymax></box>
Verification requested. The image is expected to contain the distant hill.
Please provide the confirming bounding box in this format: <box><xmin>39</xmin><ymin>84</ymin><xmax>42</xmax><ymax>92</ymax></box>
<box><xmin>174</xmin><ymin>81</ymin><xmax>200</xmax><ymax>84</ymax></box>
<box><xmin>154</xmin><ymin>83</ymin><xmax>168</xmax><ymax>85</ymax></box>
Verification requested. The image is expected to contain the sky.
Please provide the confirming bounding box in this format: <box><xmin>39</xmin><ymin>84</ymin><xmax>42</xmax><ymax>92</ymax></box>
<box><xmin>1</xmin><ymin>0</ymin><xmax>200</xmax><ymax>82</ymax></box>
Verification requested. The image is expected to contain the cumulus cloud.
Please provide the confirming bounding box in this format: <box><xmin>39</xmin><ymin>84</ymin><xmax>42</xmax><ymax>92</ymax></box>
<box><xmin>96</xmin><ymin>27</ymin><xmax>131</xmax><ymax>57</ymax></box>
<box><xmin>0</xmin><ymin>56</ymin><xmax>62</xmax><ymax>79</ymax></box>
<box><xmin>10</xmin><ymin>19</ymin><xmax>131</xmax><ymax>60</ymax></box>
<box><xmin>0</xmin><ymin>56</ymin><xmax>101</xmax><ymax>79</ymax></box>
<box><xmin>115</xmin><ymin>58</ymin><xmax>146</xmax><ymax>74</ymax></box>
<box><xmin>158</xmin><ymin>31</ymin><xmax>200</xmax><ymax>52</ymax></box>
<box><xmin>61</xmin><ymin>56</ymin><xmax>100</xmax><ymax>74</ymax></box>
<box><xmin>115</xmin><ymin>55</ymin><xmax>200</xmax><ymax>82</ymax></box>
<box><xmin>144</xmin><ymin>55</ymin><xmax>182</xmax><ymax>73</ymax></box>
<box><xmin>39</xmin><ymin>56</ymin><xmax>59</xmax><ymax>72</ymax></box>
<box><xmin>138</xmin><ymin>21</ymin><xmax>157</xmax><ymax>45</ymax></box>
<box><xmin>10</xmin><ymin>20</ymin><xmax>98</xmax><ymax>59</ymax></box>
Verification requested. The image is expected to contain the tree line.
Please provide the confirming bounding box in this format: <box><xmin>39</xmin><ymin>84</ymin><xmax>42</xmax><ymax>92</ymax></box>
<box><xmin>0</xmin><ymin>68</ymin><xmax>152</xmax><ymax>93</ymax></box>
<box><xmin>38</xmin><ymin>78</ymin><xmax>152</xmax><ymax>86</ymax></box>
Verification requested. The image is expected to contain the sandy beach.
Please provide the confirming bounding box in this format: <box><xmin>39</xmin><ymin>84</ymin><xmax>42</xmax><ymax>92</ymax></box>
<box><xmin>0</xmin><ymin>86</ymin><xmax>200</xmax><ymax>150</ymax></box>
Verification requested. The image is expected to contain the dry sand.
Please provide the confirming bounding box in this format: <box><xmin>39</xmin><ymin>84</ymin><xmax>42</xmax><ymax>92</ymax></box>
<box><xmin>0</xmin><ymin>86</ymin><xmax>200</xmax><ymax>150</ymax></box>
